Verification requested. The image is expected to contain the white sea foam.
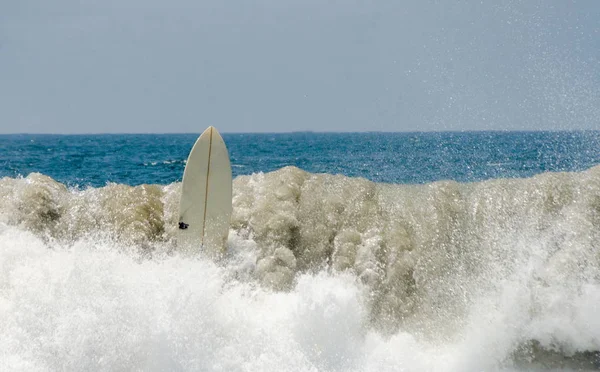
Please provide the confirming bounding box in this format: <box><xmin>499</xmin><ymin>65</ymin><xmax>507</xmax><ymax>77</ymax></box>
<box><xmin>1</xmin><ymin>166</ymin><xmax>600</xmax><ymax>371</ymax></box>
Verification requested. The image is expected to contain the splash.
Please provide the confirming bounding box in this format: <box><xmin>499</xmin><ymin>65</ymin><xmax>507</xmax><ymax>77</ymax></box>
<box><xmin>1</xmin><ymin>167</ymin><xmax>600</xmax><ymax>370</ymax></box>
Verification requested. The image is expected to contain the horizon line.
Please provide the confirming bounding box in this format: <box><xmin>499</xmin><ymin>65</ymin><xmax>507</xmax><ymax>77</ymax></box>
<box><xmin>1</xmin><ymin>129</ymin><xmax>600</xmax><ymax>136</ymax></box>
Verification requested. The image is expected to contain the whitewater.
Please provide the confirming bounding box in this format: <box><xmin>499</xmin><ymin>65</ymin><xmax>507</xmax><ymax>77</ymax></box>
<box><xmin>1</xmin><ymin>163</ymin><xmax>600</xmax><ymax>371</ymax></box>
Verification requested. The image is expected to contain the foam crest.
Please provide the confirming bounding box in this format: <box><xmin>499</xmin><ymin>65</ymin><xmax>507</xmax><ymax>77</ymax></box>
<box><xmin>0</xmin><ymin>174</ymin><xmax>167</xmax><ymax>247</ymax></box>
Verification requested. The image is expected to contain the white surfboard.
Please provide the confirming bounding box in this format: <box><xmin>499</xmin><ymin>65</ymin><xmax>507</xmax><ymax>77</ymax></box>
<box><xmin>178</xmin><ymin>126</ymin><xmax>232</xmax><ymax>255</ymax></box>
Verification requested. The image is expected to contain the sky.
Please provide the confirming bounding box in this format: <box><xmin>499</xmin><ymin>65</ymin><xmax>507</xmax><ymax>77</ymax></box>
<box><xmin>1</xmin><ymin>0</ymin><xmax>599</xmax><ymax>133</ymax></box>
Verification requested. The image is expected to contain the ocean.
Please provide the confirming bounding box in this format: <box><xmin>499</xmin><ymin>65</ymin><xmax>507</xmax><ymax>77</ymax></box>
<box><xmin>1</xmin><ymin>131</ymin><xmax>600</xmax><ymax>371</ymax></box>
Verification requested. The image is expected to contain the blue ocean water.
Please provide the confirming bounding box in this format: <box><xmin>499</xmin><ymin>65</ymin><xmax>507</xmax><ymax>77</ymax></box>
<box><xmin>2</xmin><ymin>131</ymin><xmax>600</xmax><ymax>187</ymax></box>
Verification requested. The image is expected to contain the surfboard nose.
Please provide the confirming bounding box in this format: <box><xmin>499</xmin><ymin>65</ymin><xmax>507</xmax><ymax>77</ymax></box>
<box><xmin>202</xmin><ymin>126</ymin><xmax>215</xmax><ymax>138</ymax></box>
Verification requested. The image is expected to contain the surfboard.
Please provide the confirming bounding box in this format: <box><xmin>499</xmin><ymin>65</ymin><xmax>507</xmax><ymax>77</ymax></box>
<box><xmin>178</xmin><ymin>126</ymin><xmax>232</xmax><ymax>255</ymax></box>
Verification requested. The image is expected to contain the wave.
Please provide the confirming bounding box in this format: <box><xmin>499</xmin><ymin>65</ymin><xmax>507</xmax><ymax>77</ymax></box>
<box><xmin>1</xmin><ymin>166</ymin><xmax>600</xmax><ymax>370</ymax></box>
<box><xmin>143</xmin><ymin>160</ymin><xmax>186</xmax><ymax>167</ymax></box>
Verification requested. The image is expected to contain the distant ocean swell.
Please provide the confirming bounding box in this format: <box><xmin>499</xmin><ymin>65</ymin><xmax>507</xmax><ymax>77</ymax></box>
<box><xmin>1</xmin><ymin>165</ymin><xmax>600</xmax><ymax>369</ymax></box>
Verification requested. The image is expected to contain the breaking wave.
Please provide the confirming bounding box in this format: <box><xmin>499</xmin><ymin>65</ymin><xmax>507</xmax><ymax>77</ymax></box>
<box><xmin>1</xmin><ymin>166</ymin><xmax>600</xmax><ymax>371</ymax></box>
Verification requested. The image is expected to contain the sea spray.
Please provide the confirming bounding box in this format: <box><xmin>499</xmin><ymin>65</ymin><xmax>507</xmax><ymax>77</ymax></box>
<box><xmin>1</xmin><ymin>166</ymin><xmax>600</xmax><ymax>369</ymax></box>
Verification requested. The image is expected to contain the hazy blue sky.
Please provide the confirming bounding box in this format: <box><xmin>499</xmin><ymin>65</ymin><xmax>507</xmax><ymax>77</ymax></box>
<box><xmin>1</xmin><ymin>0</ymin><xmax>599</xmax><ymax>133</ymax></box>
